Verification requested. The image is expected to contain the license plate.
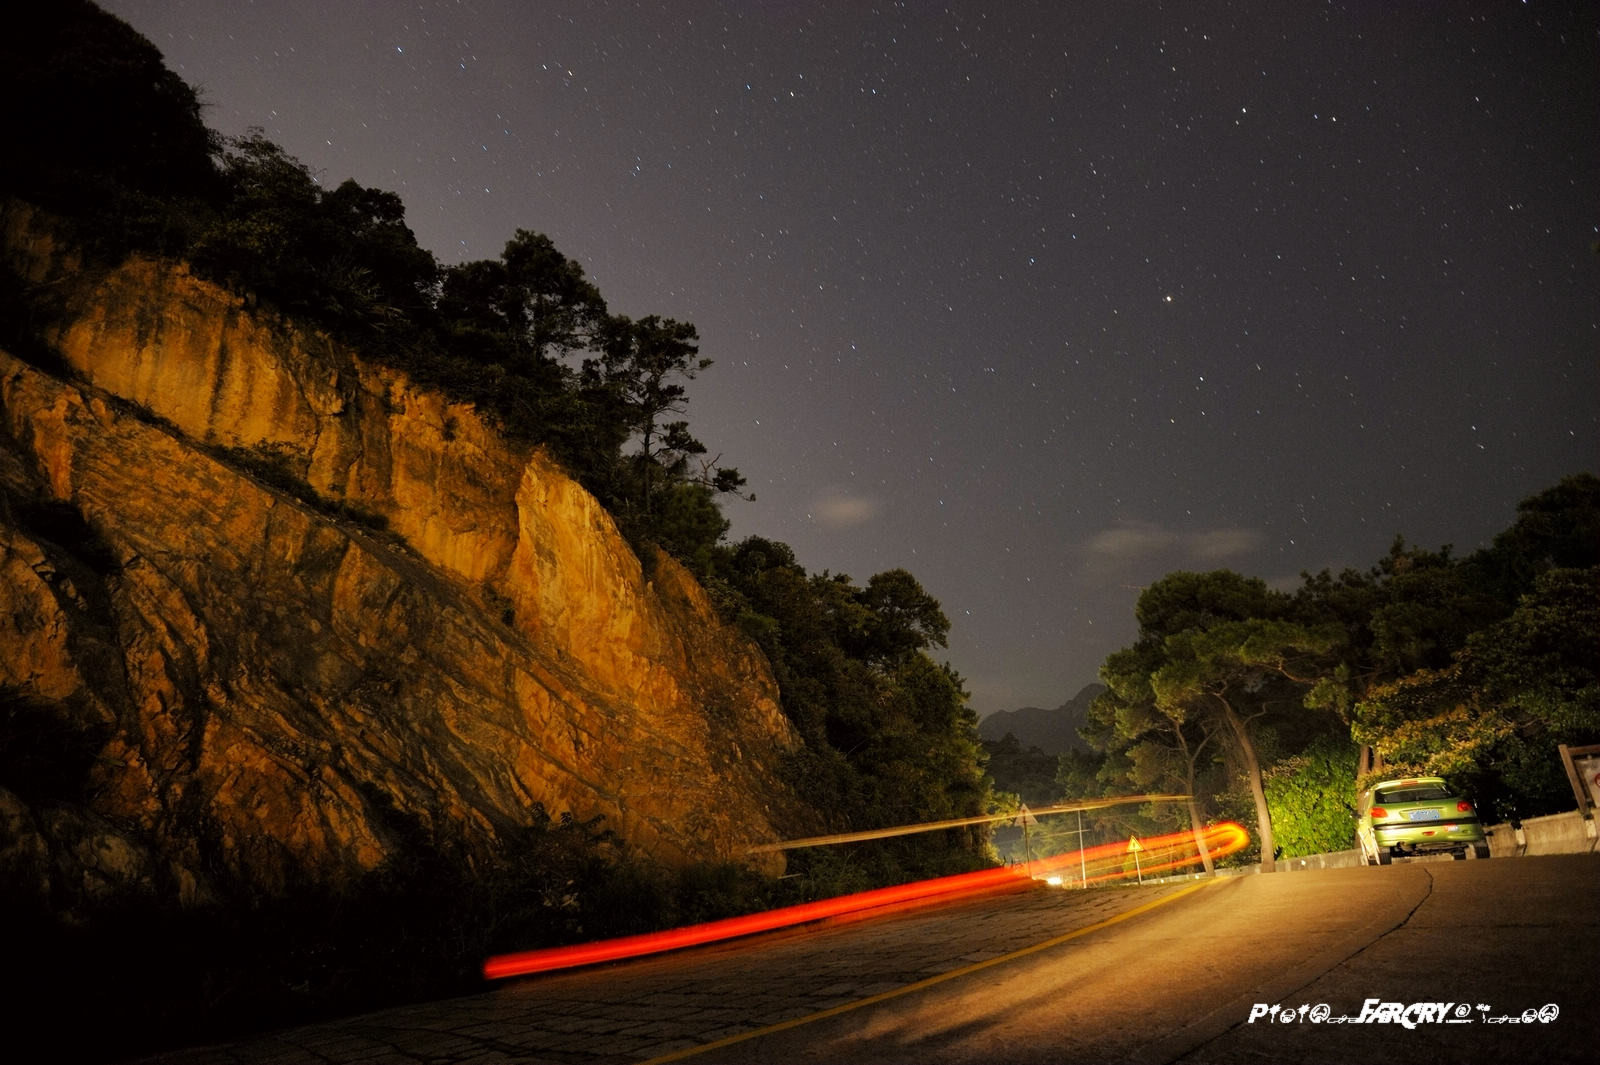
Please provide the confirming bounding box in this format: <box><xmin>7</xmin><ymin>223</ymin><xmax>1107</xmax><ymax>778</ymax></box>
<box><xmin>1407</xmin><ymin>809</ymin><xmax>1441</xmax><ymax>821</ymax></box>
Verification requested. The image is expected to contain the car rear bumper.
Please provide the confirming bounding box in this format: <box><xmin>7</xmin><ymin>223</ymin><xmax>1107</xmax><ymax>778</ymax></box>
<box><xmin>1374</xmin><ymin>821</ymin><xmax>1485</xmax><ymax>852</ymax></box>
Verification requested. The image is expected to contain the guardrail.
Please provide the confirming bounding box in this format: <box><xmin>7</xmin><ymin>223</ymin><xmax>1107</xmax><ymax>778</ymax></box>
<box><xmin>1484</xmin><ymin>809</ymin><xmax>1599</xmax><ymax>857</ymax></box>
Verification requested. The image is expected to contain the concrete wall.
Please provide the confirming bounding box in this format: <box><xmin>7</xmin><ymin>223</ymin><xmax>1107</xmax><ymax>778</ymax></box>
<box><xmin>1485</xmin><ymin>809</ymin><xmax>1600</xmax><ymax>857</ymax></box>
<box><xmin>1199</xmin><ymin>809</ymin><xmax>1597</xmax><ymax>878</ymax></box>
<box><xmin>1275</xmin><ymin>848</ymin><xmax>1368</xmax><ymax>871</ymax></box>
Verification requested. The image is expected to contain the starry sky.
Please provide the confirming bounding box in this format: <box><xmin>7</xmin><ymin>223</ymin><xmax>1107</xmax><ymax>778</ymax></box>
<box><xmin>101</xmin><ymin>0</ymin><xmax>1597</xmax><ymax>716</ymax></box>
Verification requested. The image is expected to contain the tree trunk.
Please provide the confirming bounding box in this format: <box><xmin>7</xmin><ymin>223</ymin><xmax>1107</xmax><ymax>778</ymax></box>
<box><xmin>637</xmin><ymin>420</ymin><xmax>656</xmax><ymax>518</ymax></box>
<box><xmin>1188</xmin><ymin>796</ymin><xmax>1216</xmax><ymax>875</ymax></box>
<box><xmin>1216</xmin><ymin>693</ymin><xmax>1275</xmax><ymax>872</ymax></box>
<box><xmin>1175</xmin><ymin>729</ymin><xmax>1215</xmax><ymax>875</ymax></box>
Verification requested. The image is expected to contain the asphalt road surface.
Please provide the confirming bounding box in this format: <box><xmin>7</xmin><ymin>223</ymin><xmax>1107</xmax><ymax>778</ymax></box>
<box><xmin>131</xmin><ymin>853</ymin><xmax>1597</xmax><ymax>1065</ymax></box>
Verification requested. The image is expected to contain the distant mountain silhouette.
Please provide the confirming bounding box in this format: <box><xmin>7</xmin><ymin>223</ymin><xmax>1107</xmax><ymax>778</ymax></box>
<box><xmin>978</xmin><ymin>683</ymin><xmax>1105</xmax><ymax>754</ymax></box>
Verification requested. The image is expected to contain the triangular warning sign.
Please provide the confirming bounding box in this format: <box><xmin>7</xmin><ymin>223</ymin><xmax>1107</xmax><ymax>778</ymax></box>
<box><xmin>1016</xmin><ymin>803</ymin><xmax>1038</xmax><ymax>826</ymax></box>
<box><xmin>1127</xmin><ymin>836</ymin><xmax>1144</xmax><ymax>852</ymax></box>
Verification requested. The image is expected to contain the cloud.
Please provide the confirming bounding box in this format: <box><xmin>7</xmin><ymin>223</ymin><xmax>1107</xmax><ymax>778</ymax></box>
<box><xmin>1084</xmin><ymin>522</ymin><xmax>1178</xmax><ymax>560</ymax></box>
<box><xmin>1083</xmin><ymin>520</ymin><xmax>1266</xmax><ymax>572</ymax></box>
<box><xmin>1190</xmin><ymin>527</ymin><xmax>1268</xmax><ymax>560</ymax></box>
<box><xmin>811</xmin><ymin>491</ymin><xmax>881</xmax><ymax>530</ymax></box>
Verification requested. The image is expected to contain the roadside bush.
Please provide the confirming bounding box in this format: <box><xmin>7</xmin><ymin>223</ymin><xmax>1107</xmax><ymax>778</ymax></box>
<box><xmin>1263</xmin><ymin>736</ymin><xmax>1359</xmax><ymax>858</ymax></box>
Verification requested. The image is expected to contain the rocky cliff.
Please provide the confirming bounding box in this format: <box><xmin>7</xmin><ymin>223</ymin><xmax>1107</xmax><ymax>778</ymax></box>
<box><xmin>0</xmin><ymin>203</ymin><xmax>808</xmax><ymax>913</ymax></box>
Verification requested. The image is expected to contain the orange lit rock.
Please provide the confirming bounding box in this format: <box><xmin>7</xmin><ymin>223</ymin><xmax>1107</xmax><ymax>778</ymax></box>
<box><xmin>0</xmin><ymin>209</ymin><xmax>806</xmax><ymax>911</ymax></box>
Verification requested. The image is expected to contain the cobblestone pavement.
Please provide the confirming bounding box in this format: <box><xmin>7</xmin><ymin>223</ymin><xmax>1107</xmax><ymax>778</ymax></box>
<box><xmin>124</xmin><ymin>878</ymin><xmax>1200</xmax><ymax>1065</ymax></box>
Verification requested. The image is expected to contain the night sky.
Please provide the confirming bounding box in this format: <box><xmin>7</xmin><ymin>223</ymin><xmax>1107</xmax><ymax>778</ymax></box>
<box><xmin>101</xmin><ymin>1</ymin><xmax>1597</xmax><ymax>715</ymax></box>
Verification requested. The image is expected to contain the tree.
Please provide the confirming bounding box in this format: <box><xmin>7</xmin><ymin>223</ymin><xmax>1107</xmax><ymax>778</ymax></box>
<box><xmin>498</xmin><ymin>230</ymin><xmax>608</xmax><ymax>365</ymax></box>
<box><xmin>1479</xmin><ymin>473</ymin><xmax>1600</xmax><ymax>602</ymax></box>
<box><xmin>713</xmin><ymin>537</ymin><xmax>992</xmax><ymax>873</ymax></box>
<box><xmin>1152</xmin><ymin>613</ymin><xmax>1344</xmax><ymax>872</ymax></box>
<box><xmin>1294</xmin><ymin>539</ymin><xmax>1505</xmax><ymax>777</ymax></box>
<box><xmin>982</xmin><ymin>733</ymin><xmax>1061</xmax><ymax>808</ymax></box>
<box><xmin>190</xmin><ymin>132</ymin><xmax>323</xmax><ymax>297</ymax></box>
<box><xmin>318</xmin><ymin>179</ymin><xmax>439</xmax><ymax>325</ymax></box>
<box><xmin>1097</xmin><ymin>572</ymin><xmax>1345</xmax><ymax>872</ymax></box>
<box><xmin>650</xmin><ymin>482</ymin><xmax>730</xmax><ymax>577</ymax></box>
<box><xmin>1354</xmin><ymin>566</ymin><xmax>1600</xmax><ymax>820</ymax></box>
<box><xmin>1341</xmin><ymin>476</ymin><xmax>1600</xmax><ymax>815</ymax></box>
<box><xmin>437</xmin><ymin>259</ymin><xmax>521</xmax><ymax>361</ymax></box>
<box><xmin>600</xmin><ymin>315</ymin><xmax>725</xmax><ymax>521</ymax></box>
<box><xmin>1094</xmin><ymin>648</ymin><xmax>1222</xmax><ymax>873</ymax></box>
<box><xmin>853</xmin><ymin>569</ymin><xmax>950</xmax><ymax>665</ymax></box>
<box><xmin>433</xmin><ymin>232</ymin><xmax>607</xmax><ymax>439</ymax></box>
<box><xmin>1</xmin><ymin>0</ymin><xmax>222</xmax><ymax>213</ymax></box>
<box><xmin>1080</xmin><ymin>474</ymin><xmax>1600</xmax><ymax>866</ymax></box>
<box><xmin>190</xmin><ymin>136</ymin><xmax>440</xmax><ymax>340</ymax></box>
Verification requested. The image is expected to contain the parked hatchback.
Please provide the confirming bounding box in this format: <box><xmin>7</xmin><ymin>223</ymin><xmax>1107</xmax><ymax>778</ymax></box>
<box><xmin>1356</xmin><ymin>776</ymin><xmax>1490</xmax><ymax>864</ymax></box>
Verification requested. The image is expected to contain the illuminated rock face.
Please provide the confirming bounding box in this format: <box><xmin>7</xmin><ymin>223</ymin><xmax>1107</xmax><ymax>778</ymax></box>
<box><xmin>0</xmin><ymin>208</ymin><xmax>802</xmax><ymax>909</ymax></box>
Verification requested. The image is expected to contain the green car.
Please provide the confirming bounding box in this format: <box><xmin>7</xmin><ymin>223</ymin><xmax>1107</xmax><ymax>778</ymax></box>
<box><xmin>1356</xmin><ymin>776</ymin><xmax>1490</xmax><ymax>864</ymax></box>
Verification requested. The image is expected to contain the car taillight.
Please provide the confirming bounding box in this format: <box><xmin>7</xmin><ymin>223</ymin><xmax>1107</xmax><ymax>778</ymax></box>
<box><xmin>1370</xmin><ymin>806</ymin><xmax>1387</xmax><ymax>819</ymax></box>
<box><xmin>1457</xmin><ymin>801</ymin><xmax>1474</xmax><ymax>813</ymax></box>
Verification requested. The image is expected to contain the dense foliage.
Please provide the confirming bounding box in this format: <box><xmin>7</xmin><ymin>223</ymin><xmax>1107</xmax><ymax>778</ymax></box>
<box><xmin>981</xmin><ymin>733</ymin><xmax>1063</xmax><ymax>808</ymax></box>
<box><xmin>0</xmin><ymin>1</ymin><xmax>224</xmax><ymax>250</ymax></box>
<box><xmin>1261</xmin><ymin>736</ymin><xmax>1360</xmax><ymax>857</ymax></box>
<box><xmin>2</xmin><ymin>2</ymin><xmax>746</xmax><ymax>568</ymax></box>
<box><xmin>1060</xmin><ymin>474</ymin><xmax>1600</xmax><ymax>866</ymax></box>
<box><xmin>710</xmin><ymin>538</ymin><xmax>992</xmax><ymax>882</ymax></box>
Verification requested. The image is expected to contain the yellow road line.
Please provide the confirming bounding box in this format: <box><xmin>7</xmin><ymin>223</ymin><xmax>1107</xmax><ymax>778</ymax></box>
<box><xmin>637</xmin><ymin>878</ymin><xmax>1220</xmax><ymax>1064</ymax></box>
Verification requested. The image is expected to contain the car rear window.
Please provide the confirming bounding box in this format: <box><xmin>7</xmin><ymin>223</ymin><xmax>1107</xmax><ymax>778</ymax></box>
<box><xmin>1375</xmin><ymin>784</ymin><xmax>1451</xmax><ymax>803</ymax></box>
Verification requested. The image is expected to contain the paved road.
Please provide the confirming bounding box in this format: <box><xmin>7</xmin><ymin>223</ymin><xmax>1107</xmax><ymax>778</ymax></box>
<box><xmin>129</xmin><ymin>854</ymin><xmax>1597</xmax><ymax>1064</ymax></box>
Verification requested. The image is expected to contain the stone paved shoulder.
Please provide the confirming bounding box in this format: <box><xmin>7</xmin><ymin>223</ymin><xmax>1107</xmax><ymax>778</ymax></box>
<box><xmin>123</xmin><ymin>880</ymin><xmax>1200</xmax><ymax>1065</ymax></box>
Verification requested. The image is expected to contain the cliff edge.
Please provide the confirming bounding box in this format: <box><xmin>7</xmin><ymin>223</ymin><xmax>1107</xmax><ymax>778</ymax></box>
<box><xmin>0</xmin><ymin>203</ymin><xmax>807</xmax><ymax>913</ymax></box>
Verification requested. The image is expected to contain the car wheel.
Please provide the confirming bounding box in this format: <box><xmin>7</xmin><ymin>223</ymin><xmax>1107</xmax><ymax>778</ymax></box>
<box><xmin>1452</xmin><ymin>848</ymin><xmax>1467</xmax><ymax>860</ymax></box>
<box><xmin>1376</xmin><ymin>846</ymin><xmax>1393</xmax><ymax>865</ymax></box>
<box><xmin>1473</xmin><ymin>843</ymin><xmax>1491</xmax><ymax>859</ymax></box>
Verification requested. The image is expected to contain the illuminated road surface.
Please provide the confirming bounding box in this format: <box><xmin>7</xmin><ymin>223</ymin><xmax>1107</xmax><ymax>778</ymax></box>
<box><xmin>130</xmin><ymin>854</ymin><xmax>1597</xmax><ymax>1064</ymax></box>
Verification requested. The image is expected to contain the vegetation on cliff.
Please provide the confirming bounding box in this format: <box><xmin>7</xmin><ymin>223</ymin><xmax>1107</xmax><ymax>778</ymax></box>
<box><xmin>5</xmin><ymin>2</ymin><xmax>745</xmax><ymax>571</ymax></box>
<box><xmin>0</xmin><ymin>0</ymin><xmax>992</xmax><ymax>864</ymax></box>
<box><xmin>711</xmin><ymin>539</ymin><xmax>991</xmax><ymax>884</ymax></box>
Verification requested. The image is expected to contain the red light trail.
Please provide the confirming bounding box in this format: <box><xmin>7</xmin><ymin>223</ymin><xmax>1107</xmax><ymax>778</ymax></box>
<box><xmin>482</xmin><ymin>821</ymin><xmax>1249</xmax><ymax>980</ymax></box>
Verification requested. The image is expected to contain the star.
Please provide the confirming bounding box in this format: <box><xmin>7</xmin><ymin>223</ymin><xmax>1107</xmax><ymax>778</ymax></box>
<box><xmin>95</xmin><ymin>0</ymin><xmax>1600</xmax><ymax>714</ymax></box>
